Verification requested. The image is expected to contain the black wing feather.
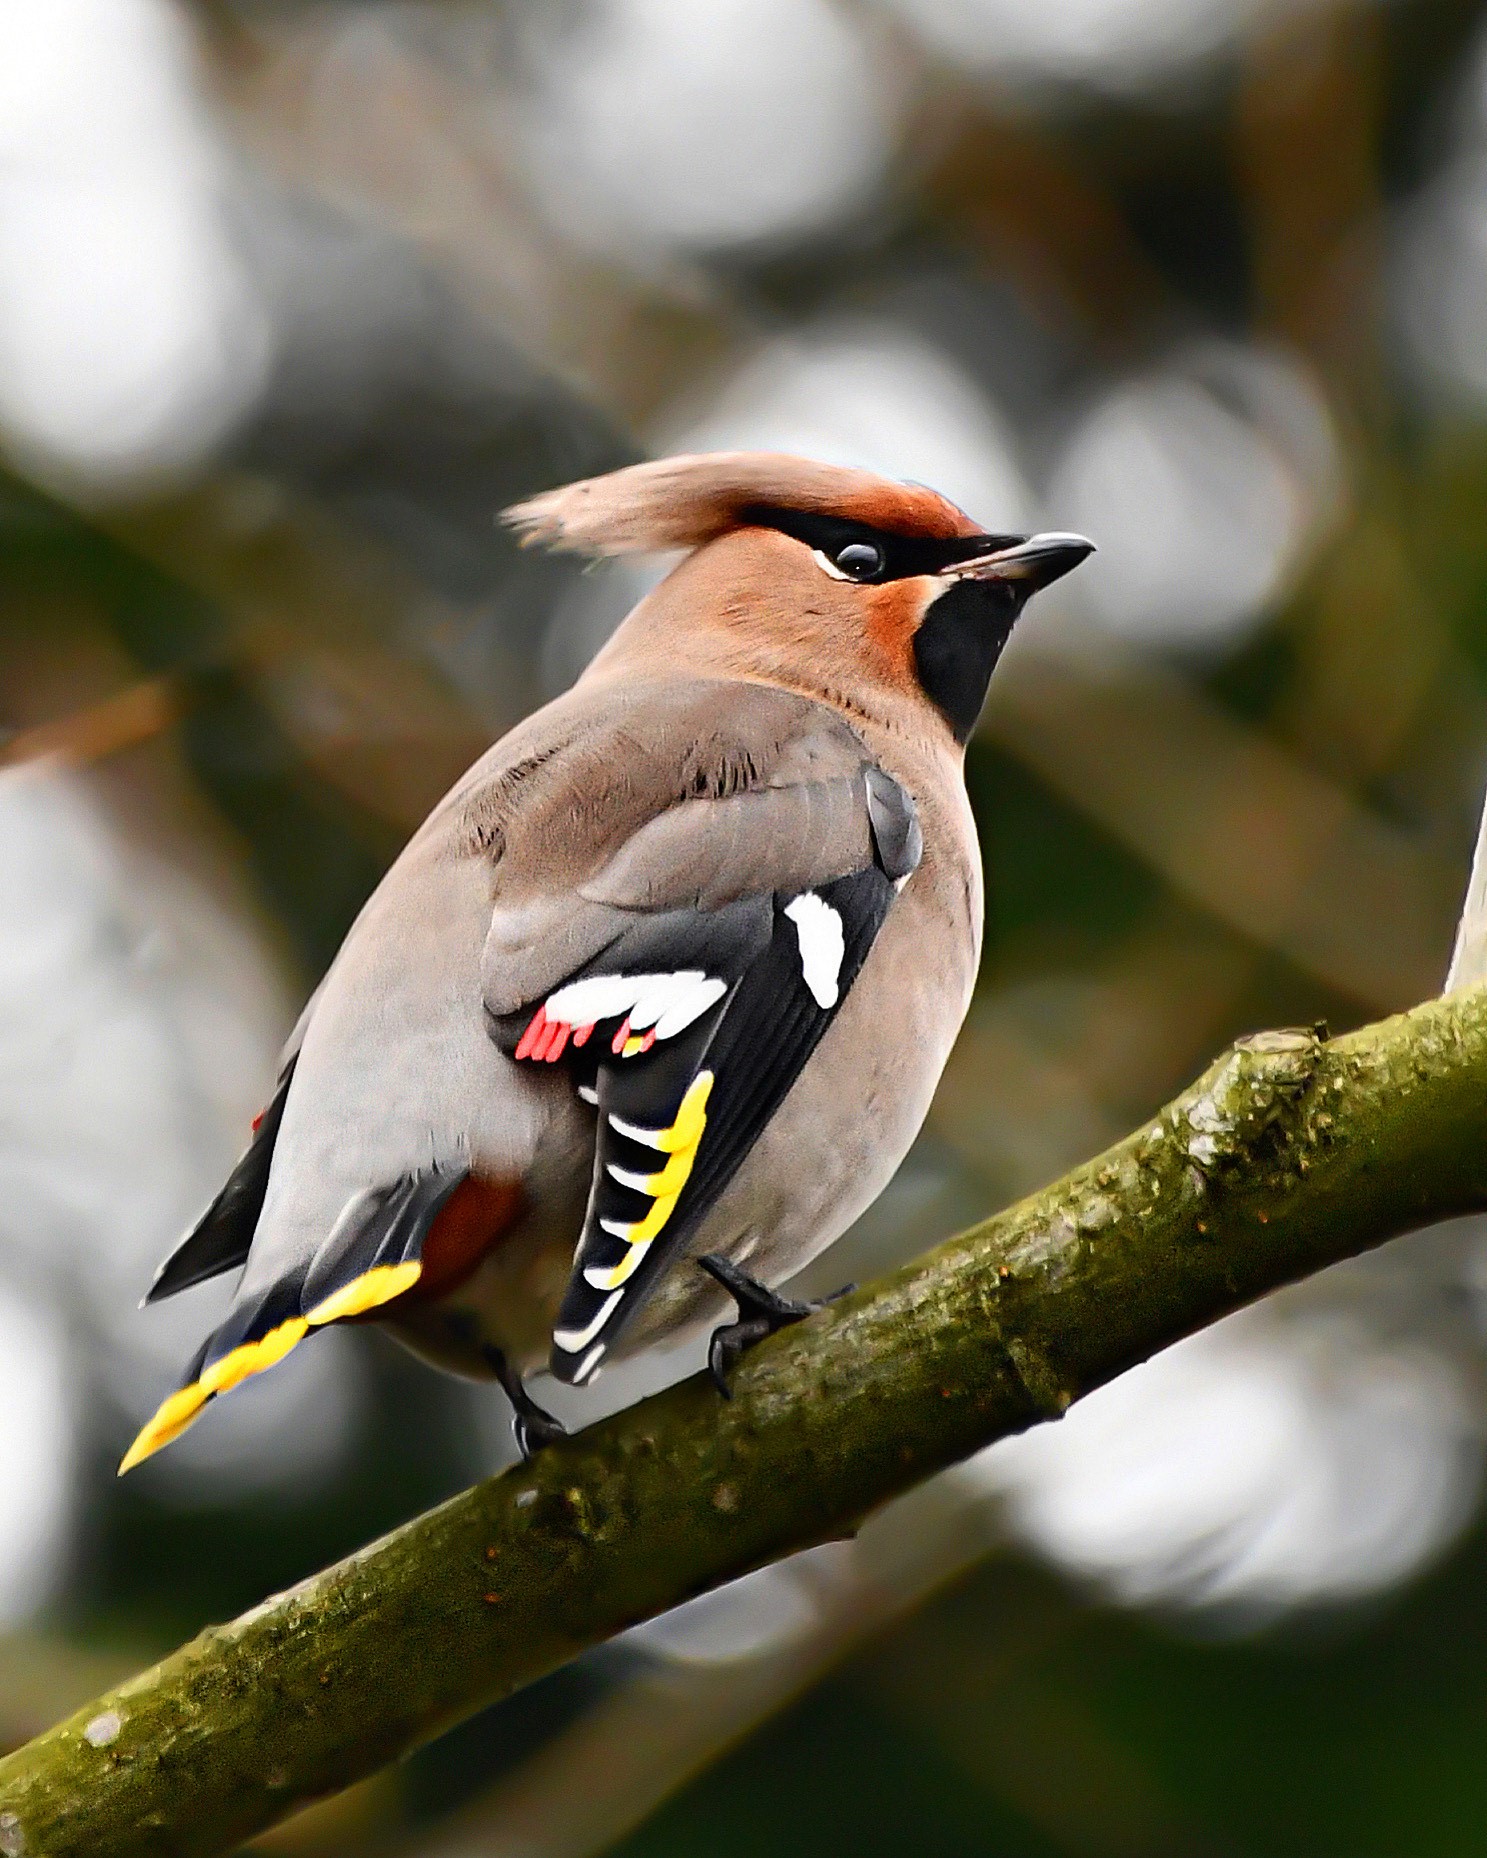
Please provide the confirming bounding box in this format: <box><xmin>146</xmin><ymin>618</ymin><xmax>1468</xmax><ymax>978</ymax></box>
<box><xmin>143</xmin><ymin>1057</ymin><xmax>298</xmax><ymax>1304</ymax></box>
<box><xmin>683</xmin><ymin>867</ymin><xmax>891</xmax><ymax>1217</ymax></box>
<box><xmin>510</xmin><ymin>867</ymin><xmax>896</xmax><ymax>1383</ymax></box>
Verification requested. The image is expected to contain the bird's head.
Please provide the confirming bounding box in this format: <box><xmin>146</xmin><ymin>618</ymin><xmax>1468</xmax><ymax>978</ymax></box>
<box><xmin>505</xmin><ymin>452</ymin><xmax>1093</xmax><ymax>745</ymax></box>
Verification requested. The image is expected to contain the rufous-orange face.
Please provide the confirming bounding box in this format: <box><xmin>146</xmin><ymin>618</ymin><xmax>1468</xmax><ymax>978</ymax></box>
<box><xmin>507</xmin><ymin>452</ymin><xmax>1093</xmax><ymax>741</ymax></box>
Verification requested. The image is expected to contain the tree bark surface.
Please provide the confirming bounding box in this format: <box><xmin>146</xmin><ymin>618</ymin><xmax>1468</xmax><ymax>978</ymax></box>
<box><xmin>5</xmin><ymin>989</ymin><xmax>1487</xmax><ymax>1858</ymax></box>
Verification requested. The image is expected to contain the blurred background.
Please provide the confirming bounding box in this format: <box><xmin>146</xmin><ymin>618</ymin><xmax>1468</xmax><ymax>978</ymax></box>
<box><xmin>7</xmin><ymin>0</ymin><xmax>1487</xmax><ymax>1850</ymax></box>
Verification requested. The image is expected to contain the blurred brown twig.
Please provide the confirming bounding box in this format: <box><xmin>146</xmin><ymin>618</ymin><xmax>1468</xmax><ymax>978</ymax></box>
<box><xmin>0</xmin><ymin>678</ymin><xmax>180</xmax><ymax>773</ymax></box>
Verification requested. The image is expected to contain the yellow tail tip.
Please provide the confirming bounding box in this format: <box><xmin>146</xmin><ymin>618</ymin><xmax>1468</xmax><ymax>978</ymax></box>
<box><xmin>199</xmin><ymin>1317</ymin><xmax>308</xmax><ymax>1395</ymax></box>
<box><xmin>118</xmin><ymin>1382</ymin><xmax>210</xmax><ymax>1475</ymax></box>
<box><xmin>120</xmin><ymin>1271</ymin><xmax>420</xmax><ymax>1474</ymax></box>
<box><xmin>117</xmin><ymin>1315</ymin><xmax>313</xmax><ymax>1474</ymax></box>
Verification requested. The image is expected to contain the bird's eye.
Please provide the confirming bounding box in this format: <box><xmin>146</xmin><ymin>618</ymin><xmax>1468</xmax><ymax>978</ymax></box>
<box><xmin>833</xmin><ymin>540</ymin><xmax>886</xmax><ymax>581</ymax></box>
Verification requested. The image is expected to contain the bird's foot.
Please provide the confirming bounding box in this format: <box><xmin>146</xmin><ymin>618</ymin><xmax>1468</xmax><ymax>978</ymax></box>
<box><xmin>697</xmin><ymin>1254</ymin><xmax>853</xmax><ymax>1398</ymax></box>
<box><xmin>511</xmin><ymin>1405</ymin><xmax>568</xmax><ymax>1460</ymax></box>
<box><xmin>481</xmin><ymin>1345</ymin><xmax>567</xmax><ymax>1460</ymax></box>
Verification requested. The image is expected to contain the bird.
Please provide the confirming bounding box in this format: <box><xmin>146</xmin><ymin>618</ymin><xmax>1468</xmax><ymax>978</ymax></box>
<box><xmin>119</xmin><ymin>451</ymin><xmax>1092</xmax><ymax>1471</ymax></box>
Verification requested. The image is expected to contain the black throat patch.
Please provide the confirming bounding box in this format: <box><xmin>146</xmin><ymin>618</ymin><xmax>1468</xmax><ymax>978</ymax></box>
<box><xmin>912</xmin><ymin>579</ymin><xmax>1022</xmax><ymax>743</ymax></box>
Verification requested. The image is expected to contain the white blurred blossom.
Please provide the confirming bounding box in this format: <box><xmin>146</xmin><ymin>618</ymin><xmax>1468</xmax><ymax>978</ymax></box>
<box><xmin>670</xmin><ymin>321</ymin><xmax>1032</xmax><ymax>525</ymax></box>
<box><xmin>514</xmin><ymin>0</ymin><xmax>903</xmax><ymax>257</ymax></box>
<box><xmin>1400</xmin><ymin>163</ymin><xmax>1487</xmax><ymax>402</ymax></box>
<box><xmin>631</xmin><ymin>1557</ymin><xmax>833</xmax><ymax>1665</ymax></box>
<box><xmin>880</xmin><ymin>0</ymin><xmax>1326</xmax><ymax>99</ymax></box>
<box><xmin>1385</xmin><ymin>21</ymin><xmax>1487</xmax><ymax>404</ymax></box>
<box><xmin>0</xmin><ymin>0</ymin><xmax>271</xmax><ymax>488</ymax></box>
<box><xmin>0</xmin><ymin>761</ymin><xmax>361</xmax><ymax>1504</ymax></box>
<box><xmin>1048</xmin><ymin>340</ymin><xmax>1342</xmax><ymax>651</ymax></box>
<box><xmin>0</xmin><ymin>1278</ymin><xmax>78</xmax><ymax>1622</ymax></box>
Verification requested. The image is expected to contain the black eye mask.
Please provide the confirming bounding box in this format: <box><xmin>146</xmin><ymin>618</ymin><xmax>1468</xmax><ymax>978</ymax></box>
<box><xmin>743</xmin><ymin>505</ymin><xmax>1021</xmax><ymax>583</ymax></box>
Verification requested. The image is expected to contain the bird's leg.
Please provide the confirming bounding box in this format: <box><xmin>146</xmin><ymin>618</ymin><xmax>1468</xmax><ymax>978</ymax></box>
<box><xmin>697</xmin><ymin>1253</ymin><xmax>853</xmax><ymax>1398</ymax></box>
<box><xmin>480</xmin><ymin>1344</ymin><xmax>567</xmax><ymax>1459</ymax></box>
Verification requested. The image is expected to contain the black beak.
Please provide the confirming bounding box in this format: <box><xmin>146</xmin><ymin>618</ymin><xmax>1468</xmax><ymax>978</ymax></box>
<box><xmin>942</xmin><ymin>531</ymin><xmax>1095</xmax><ymax>594</ymax></box>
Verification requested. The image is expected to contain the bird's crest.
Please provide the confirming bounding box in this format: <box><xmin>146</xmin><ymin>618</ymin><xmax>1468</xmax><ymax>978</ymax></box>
<box><xmin>502</xmin><ymin>452</ymin><xmax>980</xmax><ymax>558</ymax></box>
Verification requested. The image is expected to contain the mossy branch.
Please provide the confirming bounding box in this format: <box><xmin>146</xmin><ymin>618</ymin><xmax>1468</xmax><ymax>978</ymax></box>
<box><xmin>6</xmin><ymin>989</ymin><xmax>1487</xmax><ymax>1857</ymax></box>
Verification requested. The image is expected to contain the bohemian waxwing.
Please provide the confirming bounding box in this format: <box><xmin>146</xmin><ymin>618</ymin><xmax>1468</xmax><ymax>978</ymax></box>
<box><xmin>121</xmin><ymin>452</ymin><xmax>1092</xmax><ymax>1469</ymax></box>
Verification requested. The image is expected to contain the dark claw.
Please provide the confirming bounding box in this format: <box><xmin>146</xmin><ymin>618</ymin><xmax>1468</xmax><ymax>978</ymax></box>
<box><xmin>707</xmin><ymin>1315</ymin><xmax>775</xmax><ymax>1399</ymax></box>
<box><xmin>698</xmin><ymin>1254</ymin><xmax>828</xmax><ymax>1398</ymax></box>
<box><xmin>512</xmin><ymin>1407</ymin><xmax>568</xmax><ymax>1460</ymax></box>
<box><xmin>697</xmin><ymin>1252</ymin><xmax>812</xmax><ymax>1322</ymax></box>
<box><xmin>482</xmin><ymin>1345</ymin><xmax>567</xmax><ymax>1461</ymax></box>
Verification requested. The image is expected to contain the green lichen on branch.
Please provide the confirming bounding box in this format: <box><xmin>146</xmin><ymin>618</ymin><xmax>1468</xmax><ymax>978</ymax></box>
<box><xmin>5</xmin><ymin>988</ymin><xmax>1487</xmax><ymax>1858</ymax></box>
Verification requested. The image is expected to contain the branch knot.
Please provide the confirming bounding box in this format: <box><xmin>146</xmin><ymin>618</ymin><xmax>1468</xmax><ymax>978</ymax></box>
<box><xmin>1179</xmin><ymin>1028</ymin><xmax>1322</xmax><ymax>1173</ymax></box>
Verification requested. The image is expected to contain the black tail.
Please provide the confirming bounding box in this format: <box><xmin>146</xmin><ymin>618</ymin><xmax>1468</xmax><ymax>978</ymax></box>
<box><xmin>142</xmin><ymin>1058</ymin><xmax>297</xmax><ymax>1304</ymax></box>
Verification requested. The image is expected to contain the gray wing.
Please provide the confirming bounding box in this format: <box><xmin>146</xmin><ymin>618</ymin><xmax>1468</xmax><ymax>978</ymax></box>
<box><xmin>475</xmin><ymin>680</ymin><xmax>906</xmax><ymax>1016</ymax></box>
